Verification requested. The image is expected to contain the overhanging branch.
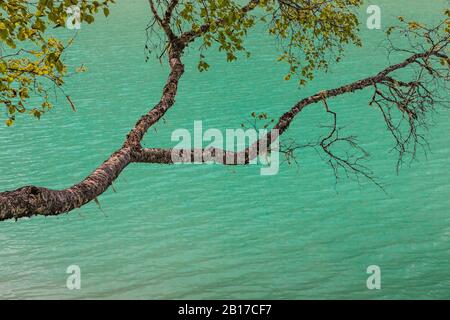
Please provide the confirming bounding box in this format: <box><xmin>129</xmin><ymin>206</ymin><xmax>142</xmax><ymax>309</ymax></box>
<box><xmin>0</xmin><ymin>8</ymin><xmax>448</xmax><ymax>222</ymax></box>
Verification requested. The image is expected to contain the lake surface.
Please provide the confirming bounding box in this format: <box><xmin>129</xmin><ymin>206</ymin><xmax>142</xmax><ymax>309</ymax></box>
<box><xmin>0</xmin><ymin>0</ymin><xmax>449</xmax><ymax>299</ymax></box>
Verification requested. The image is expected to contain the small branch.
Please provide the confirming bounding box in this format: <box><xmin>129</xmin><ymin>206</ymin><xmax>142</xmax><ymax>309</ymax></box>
<box><xmin>148</xmin><ymin>0</ymin><xmax>176</xmax><ymax>41</ymax></box>
<box><xmin>178</xmin><ymin>0</ymin><xmax>260</xmax><ymax>45</ymax></box>
<box><xmin>163</xmin><ymin>0</ymin><xmax>179</xmax><ymax>25</ymax></box>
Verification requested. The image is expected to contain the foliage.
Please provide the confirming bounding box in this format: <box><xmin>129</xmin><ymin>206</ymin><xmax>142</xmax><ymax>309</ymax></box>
<box><xmin>146</xmin><ymin>0</ymin><xmax>362</xmax><ymax>84</ymax></box>
<box><xmin>0</xmin><ymin>0</ymin><xmax>114</xmax><ymax>126</ymax></box>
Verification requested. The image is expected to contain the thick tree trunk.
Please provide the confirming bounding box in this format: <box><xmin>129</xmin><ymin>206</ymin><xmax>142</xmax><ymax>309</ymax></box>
<box><xmin>0</xmin><ymin>148</ymin><xmax>132</xmax><ymax>220</ymax></box>
<box><xmin>0</xmin><ymin>40</ymin><xmax>445</xmax><ymax>221</ymax></box>
<box><xmin>0</xmin><ymin>0</ymin><xmax>263</xmax><ymax>222</ymax></box>
<box><xmin>0</xmin><ymin>47</ymin><xmax>185</xmax><ymax>221</ymax></box>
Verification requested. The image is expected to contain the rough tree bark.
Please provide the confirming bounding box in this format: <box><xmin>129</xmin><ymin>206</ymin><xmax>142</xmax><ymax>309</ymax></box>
<box><xmin>0</xmin><ymin>1</ymin><xmax>448</xmax><ymax>221</ymax></box>
<box><xmin>0</xmin><ymin>0</ymin><xmax>260</xmax><ymax>221</ymax></box>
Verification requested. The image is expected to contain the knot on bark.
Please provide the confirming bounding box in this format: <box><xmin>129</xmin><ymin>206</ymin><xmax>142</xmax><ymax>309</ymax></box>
<box><xmin>28</xmin><ymin>186</ymin><xmax>41</xmax><ymax>195</ymax></box>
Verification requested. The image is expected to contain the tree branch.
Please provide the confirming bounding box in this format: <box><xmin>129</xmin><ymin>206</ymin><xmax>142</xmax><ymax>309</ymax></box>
<box><xmin>0</xmin><ymin>46</ymin><xmax>446</xmax><ymax>221</ymax></box>
<box><xmin>0</xmin><ymin>0</ymin><xmax>262</xmax><ymax>221</ymax></box>
<box><xmin>178</xmin><ymin>0</ymin><xmax>261</xmax><ymax>45</ymax></box>
<box><xmin>148</xmin><ymin>0</ymin><xmax>177</xmax><ymax>41</ymax></box>
<box><xmin>133</xmin><ymin>47</ymin><xmax>448</xmax><ymax>169</ymax></box>
<box><xmin>0</xmin><ymin>7</ymin><xmax>448</xmax><ymax>222</ymax></box>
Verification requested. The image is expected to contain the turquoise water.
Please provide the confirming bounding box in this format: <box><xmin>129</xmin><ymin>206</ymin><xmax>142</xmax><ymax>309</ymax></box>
<box><xmin>0</xmin><ymin>1</ymin><xmax>449</xmax><ymax>299</ymax></box>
